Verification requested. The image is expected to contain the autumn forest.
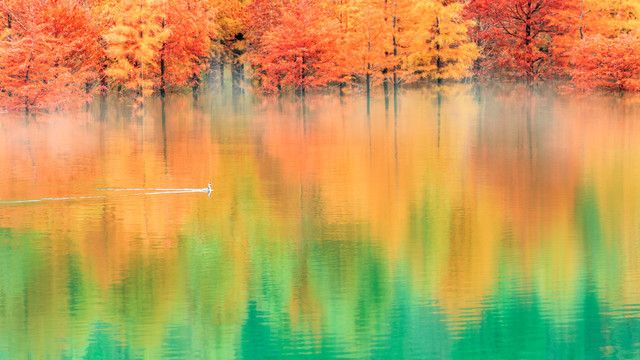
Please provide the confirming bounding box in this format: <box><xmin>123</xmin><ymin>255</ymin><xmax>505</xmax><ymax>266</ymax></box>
<box><xmin>1</xmin><ymin>0</ymin><xmax>640</xmax><ymax>111</ymax></box>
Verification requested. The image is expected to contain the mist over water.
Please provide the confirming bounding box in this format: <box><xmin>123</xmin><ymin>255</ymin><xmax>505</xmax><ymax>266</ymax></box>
<box><xmin>1</xmin><ymin>85</ymin><xmax>640</xmax><ymax>359</ymax></box>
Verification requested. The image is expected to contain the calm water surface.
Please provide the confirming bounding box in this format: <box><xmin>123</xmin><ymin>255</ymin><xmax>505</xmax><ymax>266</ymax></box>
<box><xmin>1</xmin><ymin>85</ymin><xmax>640</xmax><ymax>359</ymax></box>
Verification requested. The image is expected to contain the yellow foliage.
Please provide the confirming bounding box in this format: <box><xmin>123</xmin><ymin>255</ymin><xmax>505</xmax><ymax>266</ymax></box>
<box><xmin>104</xmin><ymin>0</ymin><xmax>170</xmax><ymax>98</ymax></box>
<box><xmin>405</xmin><ymin>0</ymin><xmax>478</xmax><ymax>81</ymax></box>
<box><xmin>582</xmin><ymin>0</ymin><xmax>640</xmax><ymax>37</ymax></box>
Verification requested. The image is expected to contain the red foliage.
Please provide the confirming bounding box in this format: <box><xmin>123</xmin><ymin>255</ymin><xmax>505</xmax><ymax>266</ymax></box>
<box><xmin>569</xmin><ymin>34</ymin><xmax>640</xmax><ymax>92</ymax></box>
<box><xmin>0</xmin><ymin>0</ymin><xmax>102</xmax><ymax>111</ymax></box>
<box><xmin>465</xmin><ymin>0</ymin><xmax>577</xmax><ymax>81</ymax></box>
<box><xmin>244</xmin><ymin>0</ymin><xmax>282</xmax><ymax>45</ymax></box>
<box><xmin>248</xmin><ymin>0</ymin><xmax>342</xmax><ymax>93</ymax></box>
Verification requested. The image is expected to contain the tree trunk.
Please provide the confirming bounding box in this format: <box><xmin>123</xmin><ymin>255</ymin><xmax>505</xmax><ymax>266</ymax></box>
<box><xmin>392</xmin><ymin>3</ymin><xmax>398</xmax><ymax>91</ymax></box>
<box><xmin>160</xmin><ymin>18</ymin><xmax>166</xmax><ymax>97</ymax></box>
<box><xmin>192</xmin><ymin>80</ymin><xmax>199</xmax><ymax>100</ymax></box>
<box><xmin>579</xmin><ymin>0</ymin><xmax>585</xmax><ymax>39</ymax></box>
<box><xmin>392</xmin><ymin>39</ymin><xmax>398</xmax><ymax>90</ymax></box>
<box><xmin>436</xmin><ymin>16</ymin><xmax>442</xmax><ymax>84</ymax></box>
<box><xmin>24</xmin><ymin>53</ymin><xmax>31</xmax><ymax>113</ymax></box>
<box><xmin>383</xmin><ymin>74</ymin><xmax>390</xmax><ymax>110</ymax></box>
<box><xmin>100</xmin><ymin>61</ymin><xmax>108</xmax><ymax>96</ymax></box>
<box><xmin>366</xmin><ymin>72</ymin><xmax>371</xmax><ymax>100</ymax></box>
<box><xmin>231</xmin><ymin>61</ymin><xmax>244</xmax><ymax>92</ymax></box>
<box><xmin>525</xmin><ymin>17</ymin><xmax>533</xmax><ymax>84</ymax></box>
<box><xmin>85</xmin><ymin>81</ymin><xmax>91</xmax><ymax>110</ymax></box>
<box><xmin>138</xmin><ymin>2</ymin><xmax>144</xmax><ymax>105</ymax></box>
<box><xmin>299</xmin><ymin>60</ymin><xmax>306</xmax><ymax>97</ymax></box>
<box><xmin>160</xmin><ymin>50</ymin><xmax>166</xmax><ymax>97</ymax></box>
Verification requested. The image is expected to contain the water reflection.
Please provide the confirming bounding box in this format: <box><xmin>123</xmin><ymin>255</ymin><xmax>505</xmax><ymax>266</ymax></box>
<box><xmin>1</xmin><ymin>85</ymin><xmax>640</xmax><ymax>358</ymax></box>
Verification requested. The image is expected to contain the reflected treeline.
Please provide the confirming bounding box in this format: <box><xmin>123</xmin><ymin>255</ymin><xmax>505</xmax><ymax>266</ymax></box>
<box><xmin>1</xmin><ymin>87</ymin><xmax>640</xmax><ymax>358</ymax></box>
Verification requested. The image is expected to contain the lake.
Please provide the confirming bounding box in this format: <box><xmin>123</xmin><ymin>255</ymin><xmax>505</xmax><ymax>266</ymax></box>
<box><xmin>1</xmin><ymin>84</ymin><xmax>640</xmax><ymax>359</ymax></box>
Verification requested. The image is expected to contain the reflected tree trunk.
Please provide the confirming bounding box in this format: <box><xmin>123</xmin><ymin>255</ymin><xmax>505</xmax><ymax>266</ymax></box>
<box><xmin>366</xmin><ymin>72</ymin><xmax>371</xmax><ymax>102</ymax></box>
<box><xmin>437</xmin><ymin>89</ymin><xmax>442</xmax><ymax>148</ymax></box>
<box><xmin>383</xmin><ymin>73</ymin><xmax>390</xmax><ymax>110</ymax></box>
<box><xmin>526</xmin><ymin>89</ymin><xmax>533</xmax><ymax>174</ymax></box>
<box><xmin>394</xmin><ymin>87</ymin><xmax>399</xmax><ymax>187</ymax></box>
<box><xmin>25</xmin><ymin>117</ymin><xmax>38</xmax><ymax>181</ymax></box>
<box><xmin>161</xmin><ymin>96</ymin><xmax>168</xmax><ymax>174</ymax></box>
<box><xmin>301</xmin><ymin>94</ymin><xmax>307</xmax><ymax>135</ymax></box>
<box><xmin>366</xmin><ymin>70</ymin><xmax>372</xmax><ymax>118</ymax></box>
<box><xmin>367</xmin><ymin>94</ymin><xmax>373</xmax><ymax>167</ymax></box>
<box><xmin>475</xmin><ymin>85</ymin><xmax>484</xmax><ymax>148</ymax></box>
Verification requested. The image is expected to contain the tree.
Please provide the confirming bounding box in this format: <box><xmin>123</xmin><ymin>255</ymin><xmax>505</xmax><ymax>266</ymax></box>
<box><xmin>103</xmin><ymin>0</ymin><xmax>168</xmax><ymax>102</ymax></box>
<box><xmin>158</xmin><ymin>0</ymin><xmax>215</xmax><ymax>96</ymax></box>
<box><xmin>208</xmin><ymin>0</ymin><xmax>245</xmax><ymax>88</ymax></box>
<box><xmin>1</xmin><ymin>0</ymin><xmax>15</xmax><ymax>29</ymax></box>
<box><xmin>359</xmin><ymin>2</ymin><xmax>391</xmax><ymax>96</ymax></box>
<box><xmin>103</xmin><ymin>0</ymin><xmax>214</xmax><ymax>101</ymax></box>
<box><xmin>335</xmin><ymin>0</ymin><xmax>390</xmax><ymax>96</ymax></box>
<box><xmin>546</xmin><ymin>0</ymin><xmax>640</xmax><ymax>76</ymax></box>
<box><xmin>248</xmin><ymin>0</ymin><xmax>342</xmax><ymax>94</ymax></box>
<box><xmin>381</xmin><ymin>0</ymin><xmax>415</xmax><ymax>91</ymax></box>
<box><xmin>324</xmin><ymin>0</ymin><xmax>361</xmax><ymax>93</ymax></box>
<box><xmin>465</xmin><ymin>0</ymin><xmax>578</xmax><ymax>82</ymax></box>
<box><xmin>0</xmin><ymin>0</ymin><xmax>103</xmax><ymax>111</ymax></box>
<box><xmin>569</xmin><ymin>34</ymin><xmax>640</xmax><ymax>92</ymax></box>
<box><xmin>406</xmin><ymin>0</ymin><xmax>478</xmax><ymax>83</ymax></box>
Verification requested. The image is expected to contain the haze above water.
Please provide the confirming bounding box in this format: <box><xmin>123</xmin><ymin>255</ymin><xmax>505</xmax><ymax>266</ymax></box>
<box><xmin>1</xmin><ymin>85</ymin><xmax>640</xmax><ymax>359</ymax></box>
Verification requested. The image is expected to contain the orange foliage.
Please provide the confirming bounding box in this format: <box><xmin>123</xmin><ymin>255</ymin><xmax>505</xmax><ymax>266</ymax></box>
<box><xmin>3</xmin><ymin>0</ymin><xmax>640</xmax><ymax>109</ymax></box>
<box><xmin>350</xmin><ymin>0</ymin><xmax>392</xmax><ymax>90</ymax></box>
<box><xmin>569</xmin><ymin>34</ymin><xmax>640</xmax><ymax>92</ymax></box>
<box><xmin>579</xmin><ymin>0</ymin><xmax>640</xmax><ymax>38</ymax></box>
<box><xmin>381</xmin><ymin>0</ymin><xmax>414</xmax><ymax>86</ymax></box>
<box><xmin>159</xmin><ymin>0</ymin><xmax>215</xmax><ymax>92</ymax></box>
<box><xmin>0</xmin><ymin>0</ymin><xmax>102</xmax><ymax>111</ymax></box>
<box><xmin>245</xmin><ymin>0</ymin><xmax>282</xmax><ymax>44</ymax></box>
<box><xmin>249</xmin><ymin>0</ymin><xmax>342</xmax><ymax>93</ymax></box>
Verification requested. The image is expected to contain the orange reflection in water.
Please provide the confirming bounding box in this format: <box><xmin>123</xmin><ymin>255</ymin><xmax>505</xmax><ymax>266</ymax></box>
<box><xmin>2</xmin><ymin>87</ymin><xmax>640</xmax><ymax>357</ymax></box>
